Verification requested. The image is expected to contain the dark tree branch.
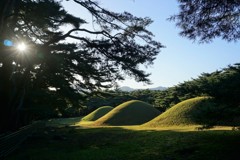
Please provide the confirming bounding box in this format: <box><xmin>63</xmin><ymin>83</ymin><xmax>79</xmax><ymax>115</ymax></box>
<box><xmin>169</xmin><ymin>0</ymin><xmax>240</xmax><ymax>43</ymax></box>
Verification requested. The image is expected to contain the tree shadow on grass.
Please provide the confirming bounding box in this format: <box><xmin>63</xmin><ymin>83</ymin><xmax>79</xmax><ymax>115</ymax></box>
<box><xmin>6</xmin><ymin>125</ymin><xmax>240</xmax><ymax>160</ymax></box>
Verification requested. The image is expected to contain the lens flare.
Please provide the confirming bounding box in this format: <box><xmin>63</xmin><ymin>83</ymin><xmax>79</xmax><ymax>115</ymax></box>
<box><xmin>17</xmin><ymin>43</ymin><xmax>27</xmax><ymax>52</ymax></box>
<box><xmin>4</xmin><ymin>40</ymin><xmax>13</xmax><ymax>46</ymax></box>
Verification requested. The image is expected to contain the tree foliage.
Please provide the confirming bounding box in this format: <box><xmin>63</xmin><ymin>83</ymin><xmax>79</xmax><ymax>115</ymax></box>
<box><xmin>0</xmin><ymin>0</ymin><xmax>163</xmax><ymax>132</ymax></box>
<box><xmin>170</xmin><ymin>0</ymin><xmax>240</xmax><ymax>42</ymax></box>
<box><xmin>154</xmin><ymin>64</ymin><xmax>240</xmax><ymax>110</ymax></box>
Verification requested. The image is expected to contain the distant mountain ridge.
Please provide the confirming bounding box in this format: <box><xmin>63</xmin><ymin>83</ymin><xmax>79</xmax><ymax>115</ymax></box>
<box><xmin>119</xmin><ymin>86</ymin><xmax>167</xmax><ymax>92</ymax></box>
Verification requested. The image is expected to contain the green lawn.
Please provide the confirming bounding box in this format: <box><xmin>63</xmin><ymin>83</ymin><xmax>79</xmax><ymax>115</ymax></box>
<box><xmin>6</xmin><ymin>119</ymin><xmax>240</xmax><ymax>160</ymax></box>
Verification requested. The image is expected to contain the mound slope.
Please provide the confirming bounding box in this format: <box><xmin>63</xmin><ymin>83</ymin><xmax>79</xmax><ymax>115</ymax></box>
<box><xmin>94</xmin><ymin>100</ymin><xmax>160</xmax><ymax>126</ymax></box>
<box><xmin>144</xmin><ymin>97</ymin><xmax>218</xmax><ymax>127</ymax></box>
<box><xmin>82</xmin><ymin>106</ymin><xmax>113</xmax><ymax>121</ymax></box>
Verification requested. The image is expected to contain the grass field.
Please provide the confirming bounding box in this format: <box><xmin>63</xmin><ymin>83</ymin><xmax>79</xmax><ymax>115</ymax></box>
<box><xmin>7</xmin><ymin>118</ymin><xmax>240</xmax><ymax>160</ymax></box>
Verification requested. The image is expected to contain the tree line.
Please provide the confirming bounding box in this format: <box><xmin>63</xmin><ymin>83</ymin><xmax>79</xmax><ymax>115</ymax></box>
<box><xmin>86</xmin><ymin>64</ymin><xmax>240</xmax><ymax>116</ymax></box>
<box><xmin>9</xmin><ymin>63</ymin><xmax>239</xmax><ymax>125</ymax></box>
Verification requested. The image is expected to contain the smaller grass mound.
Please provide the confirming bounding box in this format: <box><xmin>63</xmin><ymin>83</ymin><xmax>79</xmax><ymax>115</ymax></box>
<box><xmin>82</xmin><ymin>106</ymin><xmax>113</xmax><ymax>121</ymax></box>
<box><xmin>94</xmin><ymin>100</ymin><xmax>160</xmax><ymax>126</ymax></box>
<box><xmin>144</xmin><ymin>97</ymin><xmax>219</xmax><ymax>127</ymax></box>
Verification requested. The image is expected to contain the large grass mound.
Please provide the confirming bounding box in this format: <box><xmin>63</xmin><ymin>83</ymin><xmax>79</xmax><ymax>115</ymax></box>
<box><xmin>82</xmin><ymin>106</ymin><xmax>113</xmax><ymax>121</ymax></box>
<box><xmin>94</xmin><ymin>100</ymin><xmax>160</xmax><ymax>126</ymax></box>
<box><xmin>144</xmin><ymin>97</ymin><xmax>220</xmax><ymax>127</ymax></box>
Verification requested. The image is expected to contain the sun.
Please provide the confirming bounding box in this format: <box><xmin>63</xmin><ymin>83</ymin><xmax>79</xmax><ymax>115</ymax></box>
<box><xmin>17</xmin><ymin>43</ymin><xmax>27</xmax><ymax>52</ymax></box>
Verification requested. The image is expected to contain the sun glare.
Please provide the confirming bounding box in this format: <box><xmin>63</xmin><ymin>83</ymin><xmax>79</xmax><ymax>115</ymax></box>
<box><xmin>17</xmin><ymin>43</ymin><xmax>27</xmax><ymax>52</ymax></box>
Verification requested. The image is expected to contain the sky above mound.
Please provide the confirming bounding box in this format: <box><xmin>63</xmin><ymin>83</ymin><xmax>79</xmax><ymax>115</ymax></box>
<box><xmin>62</xmin><ymin>0</ymin><xmax>240</xmax><ymax>88</ymax></box>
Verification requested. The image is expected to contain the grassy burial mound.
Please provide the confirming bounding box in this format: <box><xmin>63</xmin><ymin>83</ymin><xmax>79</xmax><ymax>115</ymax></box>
<box><xmin>81</xmin><ymin>106</ymin><xmax>113</xmax><ymax>121</ymax></box>
<box><xmin>144</xmin><ymin>97</ymin><xmax>220</xmax><ymax>127</ymax></box>
<box><xmin>94</xmin><ymin>100</ymin><xmax>160</xmax><ymax>126</ymax></box>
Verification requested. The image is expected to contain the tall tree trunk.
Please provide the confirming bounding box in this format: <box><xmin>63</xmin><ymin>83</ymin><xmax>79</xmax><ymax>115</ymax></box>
<box><xmin>0</xmin><ymin>0</ymin><xmax>18</xmax><ymax>133</ymax></box>
<box><xmin>0</xmin><ymin>48</ymin><xmax>14</xmax><ymax>132</ymax></box>
<box><xmin>0</xmin><ymin>52</ymin><xmax>29</xmax><ymax>132</ymax></box>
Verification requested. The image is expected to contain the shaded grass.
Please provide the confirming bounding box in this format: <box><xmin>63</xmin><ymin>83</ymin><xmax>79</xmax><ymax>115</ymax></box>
<box><xmin>46</xmin><ymin>117</ymin><xmax>83</xmax><ymax>127</ymax></box>
<box><xmin>81</xmin><ymin>106</ymin><xmax>113</xmax><ymax>121</ymax></box>
<box><xmin>94</xmin><ymin>100</ymin><xmax>160</xmax><ymax>126</ymax></box>
<box><xmin>7</xmin><ymin>123</ymin><xmax>240</xmax><ymax>160</ymax></box>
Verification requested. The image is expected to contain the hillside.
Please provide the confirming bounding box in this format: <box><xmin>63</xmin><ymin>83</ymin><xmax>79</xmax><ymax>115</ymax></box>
<box><xmin>119</xmin><ymin>86</ymin><xmax>167</xmax><ymax>92</ymax></box>
<box><xmin>81</xmin><ymin>106</ymin><xmax>113</xmax><ymax>121</ymax></box>
<box><xmin>144</xmin><ymin>97</ymin><xmax>220</xmax><ymax>127</ymax></box>
<box><xmin>94</xmin><ymin>100</ymin><xmax>160</xmax><ymax>126</ymax></box>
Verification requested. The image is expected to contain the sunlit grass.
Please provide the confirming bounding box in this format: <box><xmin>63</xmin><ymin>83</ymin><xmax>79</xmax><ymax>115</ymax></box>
<box><xmin>77</xmin><ymin>121</ymin><xmax>233</xmax><ymax>131</ymax></box>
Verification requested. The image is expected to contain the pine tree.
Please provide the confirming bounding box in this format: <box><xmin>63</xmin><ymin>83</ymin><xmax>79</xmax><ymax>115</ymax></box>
<box><xmin>0</xmin><ymin>0</ymin><xmax>163</xmax><ymax>132</ymax></box>
<box><xmin>170</xmin><ymin>0</ymin><xmax>240</xmax><ymax>43</ymax></box>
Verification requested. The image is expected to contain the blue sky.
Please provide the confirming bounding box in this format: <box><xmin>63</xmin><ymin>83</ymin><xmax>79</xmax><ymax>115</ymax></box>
<box><xmin>63</xmin><ymin>0</ymin><xmax>240</xmax><ymax>88</ymax></box>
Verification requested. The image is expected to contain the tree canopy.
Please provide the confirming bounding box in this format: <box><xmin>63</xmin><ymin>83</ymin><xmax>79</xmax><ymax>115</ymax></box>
<box><xmin>0</xmin><ymin>0</ymin><xmax>163</xmax><ymax>132</ymax></box>
<box><xmin>170</xmin><ymin>0</ymin><xmax>240</xmax><ymax>43</ymax></box>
